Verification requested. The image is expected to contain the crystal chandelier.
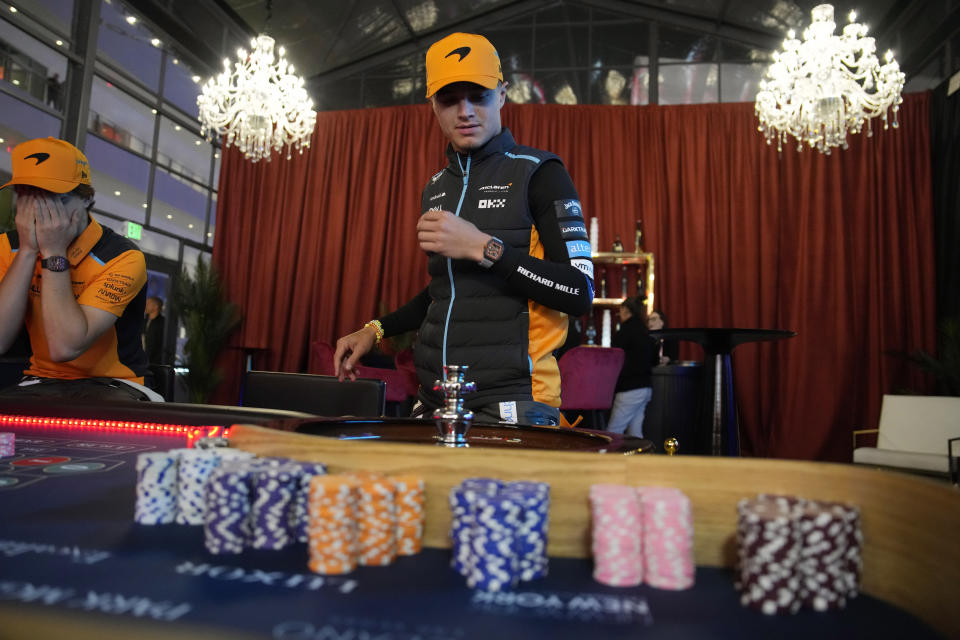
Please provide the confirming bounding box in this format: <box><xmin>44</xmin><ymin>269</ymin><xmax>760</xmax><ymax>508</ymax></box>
<box><xmin>755</xmin><ymin>4</ymin><xmax>905</xmax><ymax>154</ymax></box>
<box><xmin>197</xmin><ymin>35</ymin><xmax>316</xmax><ymax>163</ymax></box>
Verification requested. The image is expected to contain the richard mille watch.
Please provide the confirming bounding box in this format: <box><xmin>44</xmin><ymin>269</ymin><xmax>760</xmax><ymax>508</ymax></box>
<box><xmin>41</xmin><ymin>256</ymin><xmax>69</xmax><ymax>272</ymax></box>
<box><xmin>478</xmin><ymin>236</ymin><xmax>504</xmax><ymax>269</ymax></box>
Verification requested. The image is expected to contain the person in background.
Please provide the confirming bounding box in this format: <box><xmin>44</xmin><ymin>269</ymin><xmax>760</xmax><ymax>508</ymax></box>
<box><xmin>607</xmin><ymin>296</ymin><xmax>657</xmax><ymax>437</ymax></box>
<box><xmin>334</xmin><ymin>32</ymin><xmax>594</xmax><ymax>426</ymax></box>
<box><xmin>142</xmin><ymin>296</ymin><xmax>165</xmax><ymax>364</ymax></box>
<box><xmin>0</xmin><ymin>137</ymin><xmax>160</xmax><ymax>401</ymax></box>
<box><xmin>648</xmin><ymin>308</ymin><xmax>679</xmax><ymax>365</ymax></box>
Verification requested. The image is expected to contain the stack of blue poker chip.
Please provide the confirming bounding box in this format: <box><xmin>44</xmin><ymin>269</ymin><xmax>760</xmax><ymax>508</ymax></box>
<box><xmin>450</xmin><ymin>478</ymin><xmax>501</xmax><ymax>576</ymax></box>
<box><xmin>468</xmin><ymin>493</ymin><xmax>523</xmax><ymax>592</ymax></box>
<box><xmin>449</xmin><ymin>478</ymin><xmax>551</xmax><ymax>591</ymax></box>
<box><xmin>251</xmin><ymin>463</ymin><xmax>304</xmax><ymax>550</ymax></box>
<box><xmin>291</xmin><ymin>462</ymin><xmax>328</xmax><ymax>543</ymax></box>
<box><xmin>204</xmin><ymin>461</ymin><xmax>256</xmax><ymax>554</ymax></box>
<box><xmin>135</xmin><ymin>451</ymin><xmax>179</xmax><ymax>524</ymax></box>
<box><xmin>502</xmin><ymin>481</ymin><xmax>551</xmax><ymax>581</ymax></box>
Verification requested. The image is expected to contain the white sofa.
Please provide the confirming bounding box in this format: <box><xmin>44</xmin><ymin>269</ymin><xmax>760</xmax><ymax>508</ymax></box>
<box><xmin>853</xmin><ymin>394</ymin><xmax>960</xmax><ymax>475</ymax></box>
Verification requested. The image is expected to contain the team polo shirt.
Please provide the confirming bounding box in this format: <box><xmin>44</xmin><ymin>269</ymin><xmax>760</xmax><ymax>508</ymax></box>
<box><xmin>0</xmin><ymin>215</ymin><xmax>149</xmax><ymax>383</ymax></box>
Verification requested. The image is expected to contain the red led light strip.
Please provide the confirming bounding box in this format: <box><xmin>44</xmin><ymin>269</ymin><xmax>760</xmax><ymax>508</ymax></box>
<box><xmin>0</xmin><ymin>414</ymin><xmax>228</xmax><ymax>442</ymax></box>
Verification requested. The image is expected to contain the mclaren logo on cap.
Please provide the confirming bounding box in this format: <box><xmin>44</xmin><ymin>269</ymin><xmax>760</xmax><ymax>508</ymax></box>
<box><xmin>25</xmin><ymin>152</ymin><xmax>50</xmax><ymax>165</ymax></box>
<box><xmin>445</xmin><ymin>46</ymin><xmax>471</xmax><ymax>62</ymax></box>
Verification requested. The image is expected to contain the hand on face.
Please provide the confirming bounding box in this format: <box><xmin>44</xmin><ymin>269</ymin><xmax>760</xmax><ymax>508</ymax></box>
<box><xmin>417</xmin><ymin>210</ymin><xmax>490</xmax><ymax>261</ymax></box>
<box><xmin>33</xmin><ymin>190</ymin><xmax>84</xmax><ymax>258</ymax></box>
<box><xmin>13</xmin><ymin>188</ymin><xmax>40</xmax><ymax>253</ymax></box>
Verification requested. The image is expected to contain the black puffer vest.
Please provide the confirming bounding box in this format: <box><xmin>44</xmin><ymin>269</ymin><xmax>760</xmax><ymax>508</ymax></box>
<box><xmin>415</xmin><ymin>129</ymin><xmax>558</xmax><ymax>408</ymax></box>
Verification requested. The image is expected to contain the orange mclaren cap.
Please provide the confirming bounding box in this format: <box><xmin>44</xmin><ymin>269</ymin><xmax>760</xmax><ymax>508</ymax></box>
<box><xmin>425</xmin><ymin>33</ymin><xmax>503</xmax><ymax>98</ymax></box>
<box><xmin>1</xmin><ymin>137</ymin><xmax>91</xmax><ymax>194</ymax></box>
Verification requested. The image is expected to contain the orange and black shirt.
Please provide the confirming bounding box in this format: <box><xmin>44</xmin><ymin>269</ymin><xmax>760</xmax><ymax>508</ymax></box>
<box><xmin>0</xmin><ymin>215</ymin><xmax>149</xmax><ymax>383</ymax></box>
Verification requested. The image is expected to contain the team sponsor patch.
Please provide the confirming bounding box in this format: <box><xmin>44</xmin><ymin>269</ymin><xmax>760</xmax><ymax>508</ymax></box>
<box><xmin>553</xmin><ymin>199</ymin><xmax>583</xmax><ymax>221</ymax></box>
<box><xmin>559</xmin><ymin>221</ymin><xmax>588</xmax><ymax>241</ymax></box>
<box><xmin>430</xmin><ymin>170</ymin><xmax>443</xmax><ymax>184</ymax></box>
<box><xmin>571</xmin><ymin>258</ymin><xmax>595</xmax><ymax>282</ymax></box>
<box><xmin>565</xmin><ymin>240</ymin><xmax>592</xmax><ymax>259</ymax></box>
<box><xmin>479</xmin><ymin>184</ymin><xmax>512</xmax><ymax>192</ymax></box>
<box><xmin>478</xmin><ymin>198</ymin><xmax>506</xmax><ymax>209</ymax></box>
<box><xmin>429</xmin><ymin>191</ymin><xmax>446</xmax><ymax>201</ymax></box>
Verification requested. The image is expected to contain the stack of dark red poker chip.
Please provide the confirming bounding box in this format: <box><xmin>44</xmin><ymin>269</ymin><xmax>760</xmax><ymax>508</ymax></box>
<box><xmin>736</xmin><ymin>495</ymin><xmax>862</xmax><ymax>615</ymax></box>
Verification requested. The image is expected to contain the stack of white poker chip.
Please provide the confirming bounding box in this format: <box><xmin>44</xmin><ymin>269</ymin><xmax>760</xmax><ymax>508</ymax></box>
<box><xmin>175</xmin><ymin>449</ymin><xmax>226</xmax><ymax>525</ymax></box>
<box><xmin>638</xmin><ymin>486</ymin><xmax>695</xmax><ymax>590</ymax></box>
<box><xmin>0</xmin><ymin>432</ymin><xmax>14</xmax><ymax>457</ymax></box>
<box><xmin>589</xmin><ymin>484</ymin><xmax>643</xmax><ymax>587</ymax></box>
<box><xmin>135</xmin><ymin>451</ymin><xmax>180</xmax><ymax>524</ymax></box>
<box><xmin>736</xmin><ymin>494</ymin><xmax>863</xmax><ymax>615</ymax></box>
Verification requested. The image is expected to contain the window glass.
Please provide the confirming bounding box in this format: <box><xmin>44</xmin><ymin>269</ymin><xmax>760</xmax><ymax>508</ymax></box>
<box><xmin>205</xmin><ymin>192</ymin><xmax>216</xmax><ymax>247</ymax></box>
<box><xmin>12</xmin><ymin>0</ymin><xmax>73</xmax><ymax>35</ymax></box>
<box><xmin>181</xmin><ymin>245</ymin><xmax>208</xmax><ymax>278</ymax></box>
<box><xmin>162</xmin><ymin>53</ymin><xmax>203</xmax><ymax>118</ymax></box>
<box><xmin>212</xmin><ymin>149</ymin><xmax>221</xmax><ymax>189</ymax></box>
<box><xmin>156</xmin><ymin>116</ymin><xmax>211</xmax><ymax>185</ymax></box>
<box><xmin>138</xmin><ymin>227</ymin><xmax>181</xmax><ymax>262</ymax></box>
<box><xmin>97</xmin><ymin>0</ymin><xmax>162</xmax><ymax>90</ymax></box>
<box><xmin>0</xmin><ymin>91</ymin><xmax>62</xmax><ymax>179</ymax></box>
<box><xmin>89</xmin><ymin>75</ymin><xmax>155</xmax><ymax>157</ymax></box>
<box><xmin>659</xmin><ymin>63</ymin><xmax>719</xmax><ymax>104</ymax></box>
<box><xmin>151</xmin><ymin>166</ymin><xmax>206</xmax><ymax>243</ymax></box>
<box><xmin>721</xmin><ymin>63</ymin><xmax>765</xmax><ymax>103</ymax></box>
<box><xmin>591</xmin><ymin>21</ymin><xmax>649</xmax><ymax>68</ymax></box>
<box><xmin>84</xmin><ymin>134</ymin><xmax>150</xmax><ymax>223</ymax></box>
<box><xmin>0</xmin><ymin>17</ymin><xmax>68</xmax><ymax>107</ymax></box>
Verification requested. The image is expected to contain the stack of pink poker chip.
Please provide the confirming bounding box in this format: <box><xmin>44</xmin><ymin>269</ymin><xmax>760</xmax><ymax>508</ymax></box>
<box><xmin>637</xmin><ymin>487</ymin><xmax>695</xmax><ymax>590</ymax></box>
<box><xmin>589</xmin><ymin>484</ymin><xmax>643</xmax><ymax>587</ymax></box>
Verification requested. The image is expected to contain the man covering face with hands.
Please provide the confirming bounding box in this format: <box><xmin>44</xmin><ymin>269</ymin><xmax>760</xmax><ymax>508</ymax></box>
<box><xmin>0</xmin><ymin>137</ymin><xmax>159</xmax><ymax>401</ymax></box>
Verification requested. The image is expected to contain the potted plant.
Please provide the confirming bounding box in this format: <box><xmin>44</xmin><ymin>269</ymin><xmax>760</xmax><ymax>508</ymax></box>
<box><xmin>172</xmin><ymin>257</ymin><xmax>241</xmax><ymax>403</ymax></box>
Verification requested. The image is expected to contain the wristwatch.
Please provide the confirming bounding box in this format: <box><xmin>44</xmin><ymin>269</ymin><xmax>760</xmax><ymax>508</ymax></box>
<box><xmin>41</xmin><ymin>256</ymin><xmax>69</xmax><ymax>272</ymax></box>
<box><xmin>478</xmin><ymin>236</ymin><xmax>504</xmax><ymax>269</ymax></box>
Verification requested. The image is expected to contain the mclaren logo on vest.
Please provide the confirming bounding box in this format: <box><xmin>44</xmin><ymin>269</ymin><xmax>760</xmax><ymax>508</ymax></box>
<box><xmin>445</xmin><ymin>47</ymin><xmax>471</xmax><ymax>62</ymax></box>
<box><xmin>478</xmin><ymin>198</ymin><xmax>506</xmax><ymax>209</ymax></box>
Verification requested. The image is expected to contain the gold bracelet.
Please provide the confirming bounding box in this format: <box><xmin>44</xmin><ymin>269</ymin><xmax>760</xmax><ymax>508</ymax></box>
<box><xmin>364</xmin><ymin>319</ymin><xmax>384</xmax><ymax>345</ymax></box>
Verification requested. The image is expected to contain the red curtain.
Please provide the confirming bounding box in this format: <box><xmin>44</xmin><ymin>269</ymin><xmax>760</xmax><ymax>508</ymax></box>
<box><xmin>213</xmin><ymin>93</ymin><xmax>935</xmax><ymax>461</ymax></box>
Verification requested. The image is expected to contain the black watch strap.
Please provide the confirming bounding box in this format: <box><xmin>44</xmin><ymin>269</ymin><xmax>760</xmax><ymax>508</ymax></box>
<box><xmin>41</xmin><ymin>256</ymin><xmax>69</xmax><ymax>272</ymax></box>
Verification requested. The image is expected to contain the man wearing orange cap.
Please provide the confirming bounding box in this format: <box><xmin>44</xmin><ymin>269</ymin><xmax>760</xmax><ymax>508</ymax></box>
<box><xmin>0</xmin><ymin>137</ymin><xmax>160</xmax><ymax>401</ymax></box>
<box><xmin>336</xmin><ymin>33</ymin><xmax>594</xmax><ymax>425</ymax></box>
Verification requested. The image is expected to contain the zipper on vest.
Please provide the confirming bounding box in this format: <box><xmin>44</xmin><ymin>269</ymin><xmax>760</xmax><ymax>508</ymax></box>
<box><xmin>442</xmin><ymin>153</ymin><xmax>471</xmax><ymax>369</ymax></box>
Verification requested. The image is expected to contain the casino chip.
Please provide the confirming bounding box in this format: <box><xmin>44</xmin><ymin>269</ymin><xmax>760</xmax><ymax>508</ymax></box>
<box><xmin>590</xmin><ymin>484</ymin><xmax>643</xmax><ymax>587</ymax></box>
<box><xmin>735</xmin><ymin>494</ymin><xmax>862</xmax><ymax>615</ymax></box>
<box><xmin>638</xmin><ymin>486</ymin><xmax>695</xmax><ymax>590</ymax></box>
<box><xmin>450</xmin><ymin>478</ymin><xmax>551</xmax><ymax>591</ymax></box>
<box><xmin>135</xmin><ymin>451</ymin><xmax>179</xmax><ymax>525</ymax></box>
<box><xmin>0</xmin><ymin>432</ymin><xmax>14</xmax><ymax>458</ymax></box>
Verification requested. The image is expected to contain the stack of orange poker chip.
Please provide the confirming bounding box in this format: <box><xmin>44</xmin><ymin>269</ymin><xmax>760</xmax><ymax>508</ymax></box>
<box><xmin>353</xmin><ymin>473</ymin><xmax>397</xmax><ymax>566</ymax></box>
<box><xmin>391</xmin><ymin>475</ymin><xmax>426</xmax><ymax>556</ymax></box>
<box><xmin>307</xmin><ymin>475</ymin><xmax>359</xmax><ymax>575</ymax></box>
